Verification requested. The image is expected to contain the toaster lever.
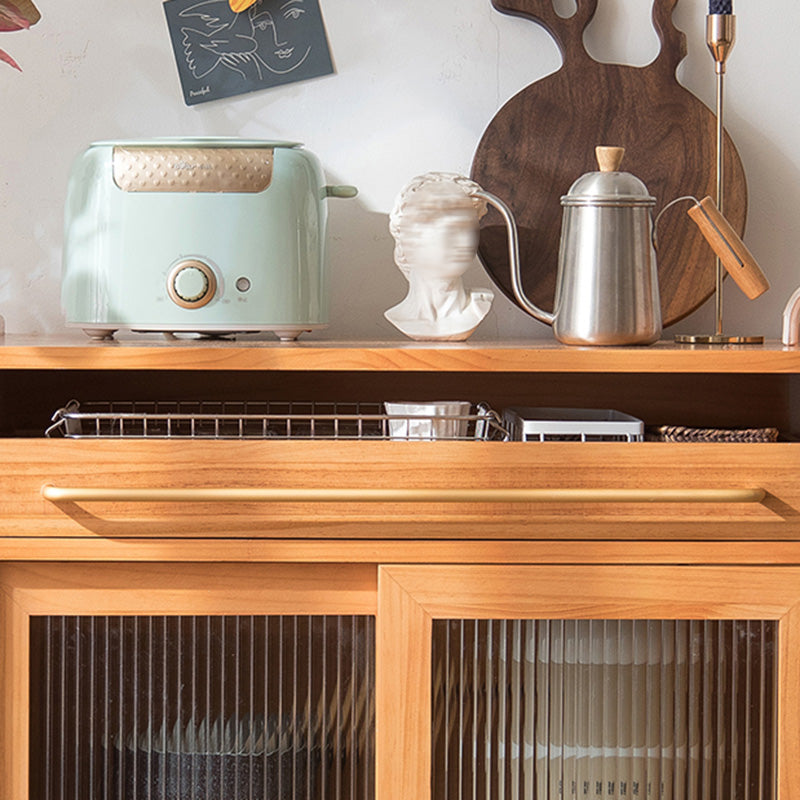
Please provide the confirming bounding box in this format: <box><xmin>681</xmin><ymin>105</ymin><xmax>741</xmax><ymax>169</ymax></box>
<box><xmin>324</xmin><ymin>185</ymin><xmax>358</xmax><ymax>199</ymax></box>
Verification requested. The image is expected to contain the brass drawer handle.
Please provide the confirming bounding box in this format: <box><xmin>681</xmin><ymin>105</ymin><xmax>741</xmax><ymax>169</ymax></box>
<box><xmin>41</xmin><ymin>485</ymin><xmax>766</xmax><ymax>504</ymax></box>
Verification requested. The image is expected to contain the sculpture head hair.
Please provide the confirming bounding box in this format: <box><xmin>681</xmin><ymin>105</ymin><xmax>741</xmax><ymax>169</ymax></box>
<box><xmin>389</xmin><ymin>172</ymin><xmax>488</xmax><ymax>278</ymax></box>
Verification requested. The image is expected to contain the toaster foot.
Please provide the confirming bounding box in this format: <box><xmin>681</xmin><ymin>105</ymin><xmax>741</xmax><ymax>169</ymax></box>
<box><xmin>82</xmin><ymin>328</ymin><xmax>117</xmax><ymax>341</ymax></box>
<box><xmin>273</xmin><ymin>329</ymin><xmax>309</xmax><ymax>342</ymax></box>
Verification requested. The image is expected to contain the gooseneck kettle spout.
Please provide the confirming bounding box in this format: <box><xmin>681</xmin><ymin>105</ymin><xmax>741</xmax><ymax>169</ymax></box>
<box><xmin>473</xmin><ymin>189</ymin><xmax>555</xmax><ymax>327</ymax></box>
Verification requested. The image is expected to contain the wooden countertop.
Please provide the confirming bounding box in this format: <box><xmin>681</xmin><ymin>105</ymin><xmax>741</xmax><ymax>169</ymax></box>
<box><xmin>1</xmin><ymin>334</ymin><xmax>800</xmax><ymax>373</ymax></box>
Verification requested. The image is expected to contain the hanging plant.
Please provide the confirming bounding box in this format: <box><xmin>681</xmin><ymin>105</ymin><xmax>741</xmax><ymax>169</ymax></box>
<box><xmin>0</xmin><ymin>0</ymin><xmax>40</xmax><ymax>71</ymax></box>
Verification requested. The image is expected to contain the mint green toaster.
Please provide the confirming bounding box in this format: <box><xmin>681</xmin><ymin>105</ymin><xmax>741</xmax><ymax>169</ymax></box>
<box><xmin>62</xmin><ymin>138</ymin><xmax>356</xmax><ymax>340</ymax></box>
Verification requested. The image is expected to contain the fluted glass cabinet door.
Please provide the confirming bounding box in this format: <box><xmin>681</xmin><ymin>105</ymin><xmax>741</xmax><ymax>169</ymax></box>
<box><xmin>376</xmin><ymin>566</ymin><xmax>800</xmax><ymax>800</ymax></box>
<box><xmin>28</xmin><ymin>614</ymin><xmax>374</xmax><ymax>800</ymax></box>
<box><xmin>0</xmin><ymin>563</ymin><xmax>376</xmax><ymax>800</ymax></box>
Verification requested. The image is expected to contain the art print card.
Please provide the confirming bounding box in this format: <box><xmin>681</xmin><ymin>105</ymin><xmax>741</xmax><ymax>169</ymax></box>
<box><xmin>163</xmin><ymin>0</ymin><xmax>334</xmax><ymax>105</ymax></box>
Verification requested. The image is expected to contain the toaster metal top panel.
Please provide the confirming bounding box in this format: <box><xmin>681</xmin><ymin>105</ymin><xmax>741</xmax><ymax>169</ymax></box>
<box><xmin>94</xmin><ymin>138</ymin><xmax>300</xmax><ymax>148</ymax></box>
<box><xmin>112</xmin><ymin>146</ymin><xmax>274</xmax><ymax>193</ymax></box>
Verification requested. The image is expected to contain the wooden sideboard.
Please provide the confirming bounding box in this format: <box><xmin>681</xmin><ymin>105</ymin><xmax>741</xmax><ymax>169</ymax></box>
<box><xmin>1</xmin><ymin>335</ymin><xmax>799</xmax><ymax>562</ymax></box>
<box><xmin>3</xmin><ymin>336</ymin><xmax>800</xmax><ymax>799</ymax></box>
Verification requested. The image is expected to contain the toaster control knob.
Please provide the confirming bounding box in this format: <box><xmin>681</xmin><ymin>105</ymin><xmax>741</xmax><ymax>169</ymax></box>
<box><xmin>174</xmin><ymin>268</ymin><xmax>208</xmax><ymax>301</ymax></box>
<box><xmin>167</xmin><ymin>260</ymin><xmax>217</xmax><ymax>309</ymax></box>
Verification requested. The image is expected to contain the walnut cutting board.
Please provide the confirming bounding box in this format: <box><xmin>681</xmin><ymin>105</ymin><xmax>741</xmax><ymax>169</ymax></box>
<box><xmin>471</xmin><ymin>0</ymin><xmax>747</xmax><ymax>327</ymax></box>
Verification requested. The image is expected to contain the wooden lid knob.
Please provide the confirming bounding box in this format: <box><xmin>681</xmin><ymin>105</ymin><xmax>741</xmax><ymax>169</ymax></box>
<box><xmin>596</xmin><ymin>146</ymin><xmax>625</xmax><ymax>172</ymax></box>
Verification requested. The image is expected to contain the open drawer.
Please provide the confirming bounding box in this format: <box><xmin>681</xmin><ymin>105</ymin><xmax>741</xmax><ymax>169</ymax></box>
<box><xmin>1</xmin><ymin>438</ymin><xmax>798</xmax><ymax>540</ymax></box>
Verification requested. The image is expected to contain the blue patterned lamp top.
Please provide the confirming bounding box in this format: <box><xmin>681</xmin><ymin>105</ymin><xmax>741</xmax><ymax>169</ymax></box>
<box><xmin>709</xmin><ymin>0</ymin><xmax>732</xmax><ymax>13</ymax></box>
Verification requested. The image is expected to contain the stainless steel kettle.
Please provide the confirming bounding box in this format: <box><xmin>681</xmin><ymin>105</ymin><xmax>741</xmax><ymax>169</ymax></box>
<box><xmin>479</xmin><ymin>146</ymin><xmax>661</xmax><ymax>345</ymax></box>
<box><xmin>477</xmin><ymin>146</ymin><xmax>769</xmax><ymax>346</ymax></box>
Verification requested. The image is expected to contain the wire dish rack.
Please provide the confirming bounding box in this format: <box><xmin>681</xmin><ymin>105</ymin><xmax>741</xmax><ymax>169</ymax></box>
<box><xmin>45</xmin><ymin>400</ymin><xmax>508</xmax><ymax>441</ymax></box>
<box><xmin>502</xmin><ymin>407</ymin><xmax>644</xmax><ymax>442</ymax></box>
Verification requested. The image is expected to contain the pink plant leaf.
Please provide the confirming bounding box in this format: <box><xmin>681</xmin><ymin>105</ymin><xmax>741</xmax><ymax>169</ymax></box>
<box><xmin>0</xmin><ymin>12</ymin><xmax>29</xmax><ymax>32</ymax></box>
<box><xmin>0</xmin><ymin>45</ymin><xmax>22</xmax><ymax>70</ymax></box>
<box><xmin>0</xmin><ymin>0</ymin><xmax>39</xmax><ymax>69</ymax></box>
<box><xmin>0</xmin><ymin>0</ymin><xmax>39</xmax><ymax>30</ymax></box>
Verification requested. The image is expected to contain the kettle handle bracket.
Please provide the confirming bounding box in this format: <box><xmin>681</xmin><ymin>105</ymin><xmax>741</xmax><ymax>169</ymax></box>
<box><xmin>652</xmin><ymin>195</ymin><xmax>701</xmax><ymax>251</ymax></box>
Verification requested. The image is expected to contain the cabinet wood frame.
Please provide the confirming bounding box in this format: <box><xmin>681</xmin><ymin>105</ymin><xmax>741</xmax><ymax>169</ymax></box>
<box><xmin>376</xmin><ymin>565</ymin><xmax>800</xmax><ymax>800</ymax></box>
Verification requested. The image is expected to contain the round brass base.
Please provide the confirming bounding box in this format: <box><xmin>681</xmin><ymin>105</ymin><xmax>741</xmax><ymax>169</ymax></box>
<box><xmin>674</xmin><ymin>333</ymin><xmax>764</xmax><ymax>345</ymax></box>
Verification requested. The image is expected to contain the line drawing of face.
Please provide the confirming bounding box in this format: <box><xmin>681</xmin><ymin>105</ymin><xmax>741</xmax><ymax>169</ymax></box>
<box><xmin>251</xmin><ymin>0</ymin><xmax>312</xmax><ymax>74</ymax></box>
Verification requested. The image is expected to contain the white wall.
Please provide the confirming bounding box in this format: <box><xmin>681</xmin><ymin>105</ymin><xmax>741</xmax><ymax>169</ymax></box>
<box><xmin>1</xmin><ymin>0</ymin><xmax>798</xmax><ymax>341</ymax></box>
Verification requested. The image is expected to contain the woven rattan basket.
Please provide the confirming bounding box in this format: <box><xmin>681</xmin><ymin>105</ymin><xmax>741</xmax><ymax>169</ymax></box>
<box><xmin>651</xmin><ymin>425</ymin><xmax>780</xmax><ymax>443</ymax></box>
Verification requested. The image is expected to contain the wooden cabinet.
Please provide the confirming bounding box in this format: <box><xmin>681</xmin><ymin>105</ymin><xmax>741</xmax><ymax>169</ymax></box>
<box><xmin>2</xmin><ymin>337</ymin><xmax>800</xmax><ymax>556</ymax></box>
<box><xmin>2</xmin><ymin>336</ymin><xmax>800</xmax><ymax>799</ymax></box>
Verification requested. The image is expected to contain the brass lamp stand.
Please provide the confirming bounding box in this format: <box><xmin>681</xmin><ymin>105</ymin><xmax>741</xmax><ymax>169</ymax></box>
<box><xmin>675</xmin><ymin>12</ymin><xmax>763</xmax><ymax>345</ymax></box>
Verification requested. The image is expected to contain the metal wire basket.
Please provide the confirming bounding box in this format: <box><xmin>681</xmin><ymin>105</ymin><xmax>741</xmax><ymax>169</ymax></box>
<box><xmin>45</xmin><ymin>400</ymin><xmax>508</xmax><ymax>441</ymax></box>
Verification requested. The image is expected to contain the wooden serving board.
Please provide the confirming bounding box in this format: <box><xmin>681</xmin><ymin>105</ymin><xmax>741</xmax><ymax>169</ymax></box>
<box><xmin>471</xmin><ymin>0</ymin><xmax>747</xmax><ymax>327</ymax></box>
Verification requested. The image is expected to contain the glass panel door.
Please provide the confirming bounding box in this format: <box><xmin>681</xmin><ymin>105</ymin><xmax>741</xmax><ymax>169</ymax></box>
<box><xmin>431</xmin><ymin>619</ymin><xmax>775</xmax><ymax>800</ymax></box>
<box><xmin>377</xmin><ymin>565</ymin><xmax>800</xmax><ymax>800</ymax></box>
<box><xmin>0</xmin><ymin>562</ymin><xmax>377</xmax><ymax>800</ymax></box>
<box><xmin>29</xmin><ymin>614</ymin><xmax>374</xmax><ymax>800</ymax></box>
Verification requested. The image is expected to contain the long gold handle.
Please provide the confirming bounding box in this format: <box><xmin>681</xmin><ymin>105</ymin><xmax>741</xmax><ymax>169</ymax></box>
<box><xmin>40</xmin><ymin>485</ymin><xmax>766</xmax><ymax>504</ymax></box>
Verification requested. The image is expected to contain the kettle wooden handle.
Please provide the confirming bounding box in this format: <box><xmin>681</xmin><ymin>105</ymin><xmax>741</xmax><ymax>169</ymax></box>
<box><xmin>688</xmin><ymin>196</ymin><xmax>770</xmax><ymax>300</ymax></box>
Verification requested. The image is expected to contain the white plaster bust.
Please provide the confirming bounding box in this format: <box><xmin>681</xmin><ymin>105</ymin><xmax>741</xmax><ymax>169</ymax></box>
<box><xmin>384</xmin><ymin>172</ymin><xmax>494</xmax><ymax>341</ymax></box>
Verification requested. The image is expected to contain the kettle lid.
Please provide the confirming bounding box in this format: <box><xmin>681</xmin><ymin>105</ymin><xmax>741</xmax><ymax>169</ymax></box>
<box><xmin>561</xmin><ymin>146</ymin><xmax>655</xmax><ymax>208</ymax></box>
